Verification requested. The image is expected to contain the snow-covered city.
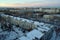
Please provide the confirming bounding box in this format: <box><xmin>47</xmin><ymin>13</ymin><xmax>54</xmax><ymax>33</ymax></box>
<box><xmin>0</xmin><ymin>0</ymin><xmax>60</xmax><ymax>40</ymax></box>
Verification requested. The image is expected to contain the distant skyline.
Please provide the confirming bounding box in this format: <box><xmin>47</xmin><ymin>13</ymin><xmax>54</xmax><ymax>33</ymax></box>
<box><xmin>0</xmin><ymin>0</ymin><xmax>60</xmax><ymax>7</ymax></box>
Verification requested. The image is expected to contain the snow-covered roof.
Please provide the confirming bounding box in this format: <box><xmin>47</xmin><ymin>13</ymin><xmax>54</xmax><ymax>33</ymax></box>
<box><xmin>42</xmin><ymin>25</ymin><xmax>50</xmax><ymax>30</ymax></box>
<box><xmin>21</xmin><ymin>18</ymin><xmax>26</xmax><ymax>21</ymax></box>
<box><xmin>16</xmin><ymin>17</ymin><xmax>20</xmax><ymax>20</ymax></box>
<box><xmin>37</xmin><ymin>27</ymin><xmax>49</xmax><ymax>32</ymax></box>
<box><xmin>26</xmin><ymin>29</ymin><xmax>44</xmax><ymax>40</ymax></box>
<box><xmin>26</xmin><ymin>20</ymin><xmax>33</xmax><ymax>23</ymax></box>
<box><xmin>10</xmin><ymin>16</ymin><xmax>13</xmax><ymax>18</ymax></box>
<box><xmin>14</xmin><ymin>17</ymin><xmax>17</xmax><ymax>19</ymax></box>
<box><xmin>34</xmin><ymin>21</ymin><xmax>40</xmax><ymax>25</ymax></box>
<box><xmin>39</xmin><ymin>22</ymin><xmax>44</xmax><ymax>26</ymax></box>
<box><xmin>5</xmin><ymin>31</ymin><xmax>17</xmax><ymax>40</ymax></box>
<box><xmin>19</xmin><ymin>36</ymin><xmax>31</xmax><ymax>40</ymax></box>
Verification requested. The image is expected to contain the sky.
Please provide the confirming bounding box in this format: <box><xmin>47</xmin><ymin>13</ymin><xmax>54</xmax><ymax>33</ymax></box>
<box><xmin>0</xmin><ymin>0</ymin><xmax>60</xmax><ymax>7</ymax></box>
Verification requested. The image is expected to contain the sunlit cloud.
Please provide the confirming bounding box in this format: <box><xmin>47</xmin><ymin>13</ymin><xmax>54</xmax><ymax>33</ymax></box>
<box><xmin>0</xmin><ymin>3</ymin><xmax>59</xmax><ymax>7</ymax></box>
<box><xmin>0</xmin><ymin>0</ymin><xmax>60</xmax><ymax>7</ymax></box>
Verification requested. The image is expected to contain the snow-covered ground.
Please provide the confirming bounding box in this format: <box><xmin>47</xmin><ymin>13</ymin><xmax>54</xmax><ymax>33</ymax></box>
<box><xmin>0</xmin><ymin>24</ymin><xmax>59</xmax><ymax>40</ymax></box>
<box><xmin>50</xmin><ymin>31</ymin><xmax>60</xmax><ymax>40</ymax></box>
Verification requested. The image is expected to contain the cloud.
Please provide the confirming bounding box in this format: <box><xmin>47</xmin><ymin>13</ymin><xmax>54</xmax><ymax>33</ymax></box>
<box><xmin>0</xmin><ymin>3</ymin><xmax>45</xmax><ymax>7</ymax></box>
<box><xmin>0</xmin><ymin>0</ymin><xmax>60</xmax><ymax>7</ymax></box>
<box><xmin>0</xmin><ymin>3</ymin><xmax>59</xmax><ymax>7</ymax></box>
